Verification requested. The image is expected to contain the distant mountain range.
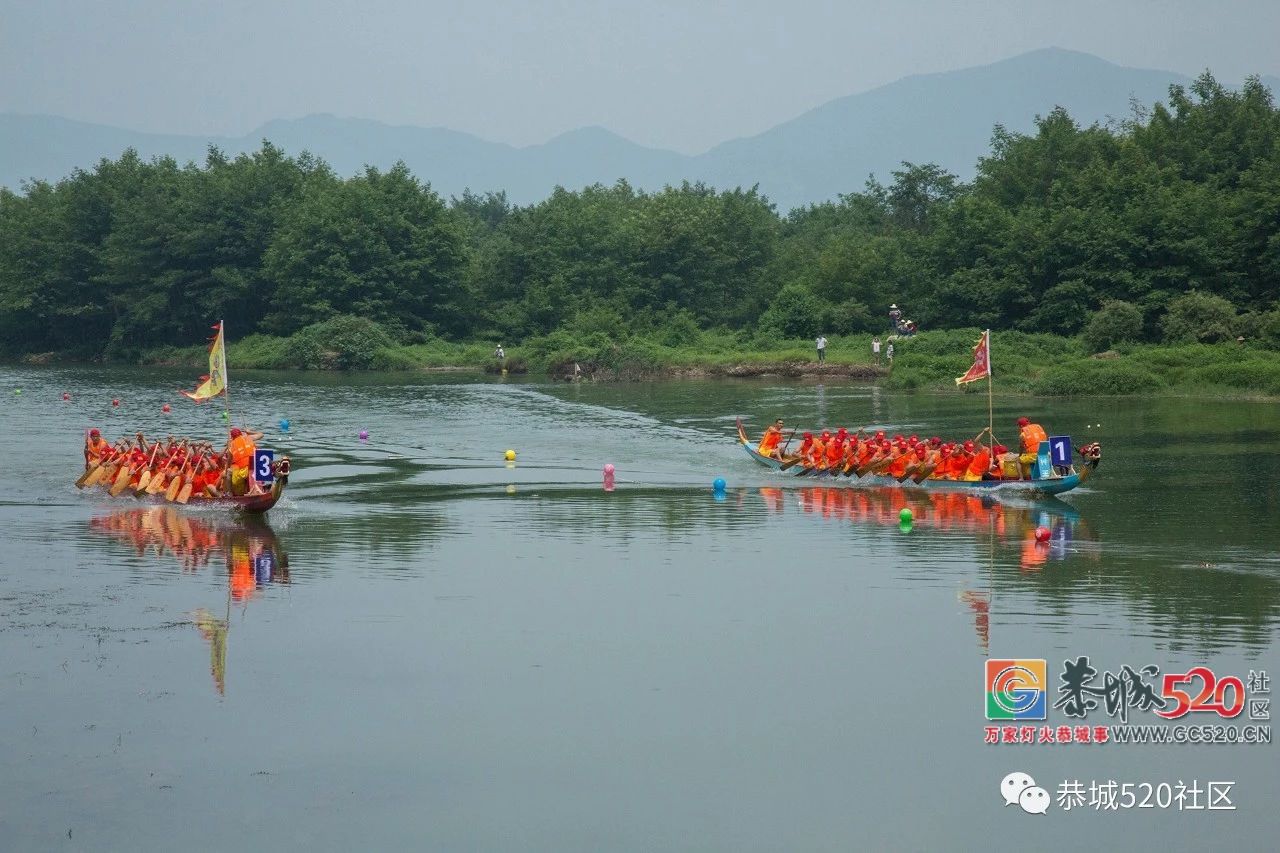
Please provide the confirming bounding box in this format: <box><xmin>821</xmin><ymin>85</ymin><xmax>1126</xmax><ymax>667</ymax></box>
<box><xmin>2</xmin><ymin>49</ymin><xmax>1276</xmax><ymax>210</ymax></box>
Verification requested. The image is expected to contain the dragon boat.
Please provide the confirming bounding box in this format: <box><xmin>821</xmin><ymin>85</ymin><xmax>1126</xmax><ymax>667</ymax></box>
<box><xmin>736</xmin><ymin>420</ymin><xmax>1100</xmax><ymax>496</ymax></box>
<box><xmin>76</xmin><ymin>321</ymin><xmax>292</xmax><ymax>514</ymax></box>
<box><xmin>78</xmin><ymin>451</ymin><xmax>291</xmax><ymax>514</ymax></box>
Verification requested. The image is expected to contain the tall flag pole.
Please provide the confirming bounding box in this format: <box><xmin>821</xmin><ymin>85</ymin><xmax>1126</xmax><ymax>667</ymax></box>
<box><xmin>955</xmin><ymin>329</ymin><xmax>993</xmax><ymax>441</ymax></box>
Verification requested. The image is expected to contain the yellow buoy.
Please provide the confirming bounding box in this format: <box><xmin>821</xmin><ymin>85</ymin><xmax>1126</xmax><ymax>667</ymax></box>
<box><xmin>504</xmin><ymin>449</ymin><xmax>516</xmax><ymax>461</ymax></box>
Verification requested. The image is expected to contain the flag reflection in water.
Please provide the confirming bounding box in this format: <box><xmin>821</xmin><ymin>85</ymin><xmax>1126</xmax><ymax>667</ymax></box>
<box><xmin>89</xmin><ymin>508</ymin><xmax>289</xmax><ymax>694</ymax></box>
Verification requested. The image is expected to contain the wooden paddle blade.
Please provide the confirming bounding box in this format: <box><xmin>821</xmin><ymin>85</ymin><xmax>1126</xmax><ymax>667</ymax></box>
<box><xmin>84</xmin><ymin>463</ymin><xmax>111</xmax><ymax>488</ymax></box>
<box><xmin>165</xmin><ymin>476</ymin><xmax>183</xmax><ymax>502</ymax></box>
<box><xmin>108</xmin><ymin>465</ymin><xmax>134</xmax><ymax>496</ymax></box>
<box><xmin>911</xmin><ymin>464</ymin><xmax>940</xmax><ymax>484</ymax></box>
<box><xmin>75</xmin><ymin>463</ymin><xmax>101</xmax><ymax>488</ymax></box>
<box><xmin>147</xmin><ymin>473</ymin><xmax>167</xmax><ymax>495</ymax></box>
<box><xmin>134</xmin><ymin>471</ymin><xmax>152</xmax><ymax>495</ymax></box>
<box><xmin>176</xmin><ymin>481</ymin><xmax>193</xmax><ymax>504</ymax></box>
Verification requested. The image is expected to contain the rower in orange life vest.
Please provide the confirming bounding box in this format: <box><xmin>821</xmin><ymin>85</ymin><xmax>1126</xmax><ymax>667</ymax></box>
<box><xmin>84</xmin><ymin>428</ymin><xmax>111</xmax><ymax>468</ymax></box>
<box><xmin>825</xmin><ymin>428</ymin><xmax>848</xmax><ymax>469</ymax></box>
<box><xmin>225</xmin><ymin>427</ymin><xmax>265</xmax><ymax>496</ymax></box>
<box><xmin>793</xmin><ymin>432</ymin><xmax>815</xmax><ymax>468</ymax></box>
<box><xmin>756</xmin><ymin>419</ymin><xmax>786</xmax><ymax>459</ymax></box>
<box><xmin>963</xmin><ymin>440</ymin><xmax>993</xmax><ymax>481</ymax></box>
<box><xmin>1016</xmin><ymin>416</ymin><xmax>1049</xmax><ymax>478</ymax></box>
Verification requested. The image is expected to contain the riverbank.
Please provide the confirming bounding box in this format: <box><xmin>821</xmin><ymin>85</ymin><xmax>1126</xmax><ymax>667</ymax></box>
<box><xmin>13</xmin><ymin>324</ymin><xmax>1280</xmax><ymax>397</ymax></box>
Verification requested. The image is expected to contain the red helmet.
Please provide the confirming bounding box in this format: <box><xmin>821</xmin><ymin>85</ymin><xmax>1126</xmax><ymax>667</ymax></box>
<box><xmin>89</xmin><ymin>428</ymin><xmax>101</xmax><ymax>437</ymax></box>
<box><xmin>875</xmin><ymin>430</ymin><xmax>886</xmax><ymax>439</ymax></box>
<box><xmin>1017</xmin><ymin>417</ymin><xmax>1030</xmax><ymax>427</ymax></box>
<box><xmin>994</xmin><ymin>444</ymin><xmax>1009</xmax><ymax>454</ymax></box>
<box><xmin>230</xmin><ymin>427</ymin><xmax>242</xmax><ymax>438</ymax></box>
<box><xmin>909</xmin><ymin>434</ymin><xmax>918</xmax><ymax>442</ymax></box>
<box><xmin>802</xmin><ymin>432</ymin><xmax>813</xmax><ymax>439</ymax></box>
<box><xmin>963</xmin><ymin>440</ymin><xmax>975</xmax><ymax>450</ymax></box>
<box><xmin>929</xmin><ymin>437</ymin><xmax>941</xmax><ymax>446</ymax></box>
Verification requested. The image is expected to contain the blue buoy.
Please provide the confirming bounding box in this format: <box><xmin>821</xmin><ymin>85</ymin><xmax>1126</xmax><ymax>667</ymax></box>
<box><xmin>279</xmin><ymin>418</ymin><xmax>290</xmax><ymax>431</ymax></box>
<box><xmin>713</xmin><ymin>477</ymin><xmax>727</xmax><ymax>493</ymax></box>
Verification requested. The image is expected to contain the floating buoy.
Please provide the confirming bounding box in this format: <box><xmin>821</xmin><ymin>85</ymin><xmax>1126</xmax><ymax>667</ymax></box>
<box><xmin>603</xmin><ymin>463</ymin><xmax>615</xmax><ymax>492</ymax></box>
<box><xmin>279</xmin><ymin>418</ymin><xmax>290</xmax><ymax>431</ymax></box>
<box><xmin>359</xmin><ymin>429</ymin><xmax>369</xmax><ymax>441</ymax></box>
<box><xmin>161</xmin><ymin>403</ymin><xmax>170</xmax><ymax>413</ymax></box>
<box><xmin>899</xmin><ymin>519</ymin><xmax>913</xmax><ymax>533</ymax></box>
<box><xmin>504</xmin><ymin>449</ymin><xmax>516</xmax><ymax>461</ymax></box>
<box><xmin>505</xmin><ymin>484</ymin><xmax>516</xmax><ymax>495</ymax></box>
<box><xmin>713</xmin><ymin>477</ymin><xmax>727</xmax><ymax>492</ymax></box>
<box><xmin>1035</xmin><ymin>526</ymin><xmax>1051</xmax><ymax>543</ymax></box>
<box><xmin>899</xmin><ymin>507</ymin><xmax>913</xmax><ymax>523</ymax></box>
<box><xmin>111</xmin><ymin>398</ymin><xmax>119</xmax><ymax>407</ymax></box>
<box><xmin>14</xmin><ymin>388</ymin><xmax>21</xmax><ymax>395</ymax></box>
<box><xmin>62</xmin><ymin>392</ymin><xmax>70</xmax><ymax>401</ymax></box>
<box><xmin>221</xmin><ymin>410</ymin><xmax>229</xmax><ymax>420</ymax></box>
<box><xmin>603</xmin><ymin>463</ymin><xmax>615</xmax><ymax>475</ymax></box>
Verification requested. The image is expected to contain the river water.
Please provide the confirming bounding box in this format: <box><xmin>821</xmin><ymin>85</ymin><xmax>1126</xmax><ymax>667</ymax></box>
<box><xmin>1</xmin><ymin>366</ymin><xmax>1276</xmax><ymax>851</ymax></box>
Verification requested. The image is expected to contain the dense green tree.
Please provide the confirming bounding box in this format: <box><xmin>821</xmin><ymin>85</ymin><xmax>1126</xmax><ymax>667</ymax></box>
<box><xmin>1</xmin><ymin>72</ymin><xmax>1278</xmax><ymax>359</ymax></box>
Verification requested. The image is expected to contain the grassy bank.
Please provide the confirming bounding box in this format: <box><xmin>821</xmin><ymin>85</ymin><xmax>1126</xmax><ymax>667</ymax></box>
<box><xmin>24</xmin><ymin>315</ymin><xmax>1280</xmax><ymax>397</ymax></box>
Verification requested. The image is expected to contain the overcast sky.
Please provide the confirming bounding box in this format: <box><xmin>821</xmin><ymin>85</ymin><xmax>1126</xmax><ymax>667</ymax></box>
<box><xmin>1</xmin><ymin>0</ymin><xmax>1276</xmax><ymax>153</ymax></box>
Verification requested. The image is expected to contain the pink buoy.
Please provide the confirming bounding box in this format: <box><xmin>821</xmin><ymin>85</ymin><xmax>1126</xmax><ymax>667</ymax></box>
<box><xmin>1035</xmin><ymin>526</ymin><xmax>1051</xmax><ymax>543</ymax></box>
<box><xmin>359</xmin><ymin>429</ymin><xmax>369</xmax><ymax>441</ymax></box>
<box><xmin>603</xmin><ymin>463</ymin><xmax>615</xmax><ymax>492</ymax></box>
<box><xmin>603</xmin><ymin>464</ymin><xmax>615</xmax><ymax>475</ymax></box>
<box><xmin>162</xmin><ymin>403</ymin><xmax>171</xmax><ymax>413</ymax></box>
<box><xmin>112</xmin><ymin>398</ymin><xmax>120</xmax><ymax>407</ymax></box>
<box><xmin>62</xmin><ymin>392</ymin><xmax>70</xmax><ymax>401</ymax></box>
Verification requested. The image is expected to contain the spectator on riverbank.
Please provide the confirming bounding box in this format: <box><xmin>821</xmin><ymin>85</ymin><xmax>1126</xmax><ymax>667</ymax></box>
<box><xmin>815</xmin><ymin>334</ymin><xmax>827</xmax><ymax>363</ymax></box>
<box><xmin>887</xmin><ymin>341</ymin><xmax>895</xmax><ymax>368</ymax></box>
<box><xmin>872</xmin><ymin>337</ymin><xmax>881</xmax><ymax>366</ymax></box>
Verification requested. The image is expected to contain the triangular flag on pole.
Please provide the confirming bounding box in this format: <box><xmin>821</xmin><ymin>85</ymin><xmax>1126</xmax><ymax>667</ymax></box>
<box><xmin>955</xmin><ymin>330</ymin><xmax>991</xmax><ymax>386</ymax></box>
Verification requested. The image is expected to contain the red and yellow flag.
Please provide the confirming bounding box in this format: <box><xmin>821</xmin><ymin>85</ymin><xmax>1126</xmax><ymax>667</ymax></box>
<box><xmin>955</xmin><ymin>330</ymin><xmax>991</xmax><ymax>386</ymax></box>
<box><xmin>181</xmin><ymin>322</ymin><xmax>228</xmax><ymax>403</ymax></box>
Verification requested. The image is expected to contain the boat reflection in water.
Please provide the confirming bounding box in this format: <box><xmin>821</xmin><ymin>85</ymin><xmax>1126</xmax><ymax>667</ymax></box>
<box><xmin>760</xmin><ymin>486</ymin><xmax>1100</xmax><ymax>654</ymax></box>
<box><xmin>758</xmin><ymin>485</ymin><xmax>1097</xmax><ymax>567</ymax></box>
<box><xmin>89</xmin><ymin>508</ymin><xmax>288</xmax><ymax>694</ymax></box>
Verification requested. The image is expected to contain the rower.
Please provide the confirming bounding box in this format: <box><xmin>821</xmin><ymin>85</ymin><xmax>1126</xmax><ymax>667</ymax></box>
<box><xmin>757</xmin><ymin>419</ymin><xmax>786</xmax><ymax>459</ymax></box>
<box><xmin>84</xmin><ymin>428</ymin><xmax>111</xmax><ymax>469</ymax></box>
<box><xmin>225</xmin><ymin>427</ymin><xmax>265</xmax><ymax>496</ymax></box>
<box><xmin>1016</xmin><ymin>417</ymin><xmax>1049</xmax><ymax>479</ymax></box>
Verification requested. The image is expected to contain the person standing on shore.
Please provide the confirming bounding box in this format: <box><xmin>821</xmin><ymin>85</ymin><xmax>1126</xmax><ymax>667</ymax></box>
<box><xmin>886</xmin><ymin>341</ymin><xmax>895</xmax><ymax>368</ymax></box>
<box><xmin>872</xmin><ymin>337</ymin><xmax>881</xmax><ymax>366</ymax></box>
<box><xmin>815</xmin><ymin>334</ymin><xmax>827</xmax><ymax>363</ymax></box>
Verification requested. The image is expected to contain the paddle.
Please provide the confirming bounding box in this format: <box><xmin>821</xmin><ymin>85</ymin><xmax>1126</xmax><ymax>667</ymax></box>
<box><xmin>151</xmin><ymin>440</ymin><xmax>189</xmax><ymax>495</ymax></box>
<box><xmin>164</xmin><ymin>459</ymin><xmax>186</xmax><ymax>502</ymax></box>
<box><xmin>774</xmin><ymin>428</ymin><xmax>797</xmax><ymax>460</ymax></box>
<box><xmin>176</xmin><ymin>453</ymin><xmax>204</xmax><ymax>504</ymax></box>
<box><xmin>134</xmin><ymin>445</ymin><xmax>160</xmax><ymax>496</ymax></box>
<box><xmin>109</xmin><ymin>452</ymin><xmax>141</xmax><ymax>496</ymax></box>
<box><xmin>76</xmin><ymin>445</ymin><xmax>115</xmax><ymax>488</ymax></box>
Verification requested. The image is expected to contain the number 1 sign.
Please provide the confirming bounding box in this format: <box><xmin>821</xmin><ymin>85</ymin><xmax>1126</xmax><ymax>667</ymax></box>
<box><xmin>1049</xmin><ymin>436</ymin><xmax>1072</xmax><ymax>467</ymax></box>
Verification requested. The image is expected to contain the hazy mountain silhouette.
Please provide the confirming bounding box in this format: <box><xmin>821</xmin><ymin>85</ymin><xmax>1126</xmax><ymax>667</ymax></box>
<box><xmin>2</xmin><ymin>49</ymin><xmax>1273</xmax><ymax>210</ymax></box>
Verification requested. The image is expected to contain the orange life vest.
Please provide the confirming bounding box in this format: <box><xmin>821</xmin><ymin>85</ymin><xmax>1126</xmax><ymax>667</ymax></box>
<box><xmin>1020</xmin><ymin>423</ymin><xmax>1048</xmax><ymax>454</ymax></box>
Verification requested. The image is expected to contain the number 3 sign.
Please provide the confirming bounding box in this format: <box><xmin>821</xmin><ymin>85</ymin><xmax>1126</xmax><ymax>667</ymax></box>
<box><xmin>254</xmin><ymin>449</ymin><xmax>275</xmax><ymax>484</ymax></box>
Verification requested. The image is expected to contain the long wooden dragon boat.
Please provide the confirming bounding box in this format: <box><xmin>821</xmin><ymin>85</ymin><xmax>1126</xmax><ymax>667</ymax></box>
<box><xmin>736</xmin><ymin>420</ymin><xmax>1099</xmax><ymax>496</ymax></box>
<box><xmin>80</xmin><ymin>453</ymin><xmax>291</xmax><ymax>514</ymax></box>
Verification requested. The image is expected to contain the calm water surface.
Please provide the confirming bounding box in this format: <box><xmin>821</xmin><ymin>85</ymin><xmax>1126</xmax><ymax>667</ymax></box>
<box><xmin>1</xmin><ymin>366</ymin><xmax>1277</xmax><ymax>851</ymax></box>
